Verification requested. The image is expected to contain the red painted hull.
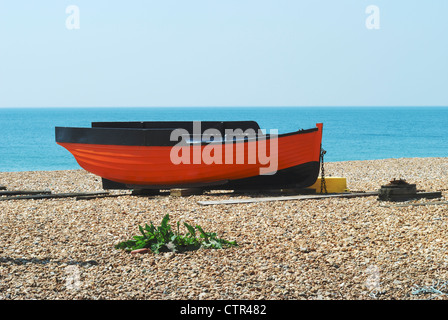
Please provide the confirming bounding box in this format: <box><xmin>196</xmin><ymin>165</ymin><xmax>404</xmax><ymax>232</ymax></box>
<box><xmin>56</xmin><ymin>123</ymin><xmax>323</xmax><ymax>189</ymax></box>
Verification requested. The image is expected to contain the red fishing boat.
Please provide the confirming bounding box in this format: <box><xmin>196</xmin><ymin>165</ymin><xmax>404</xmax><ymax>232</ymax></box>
<box><xmin>55</xmin><ymin>121</ymin><xmax>323</xmax><ymax>190</ymax></box>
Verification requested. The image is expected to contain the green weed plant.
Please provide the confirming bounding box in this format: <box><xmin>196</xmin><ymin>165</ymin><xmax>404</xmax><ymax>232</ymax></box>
<box><xmin>115</xmin><ymin>214</ymin><xmax>237</xmax><ymax>253</ymax></box>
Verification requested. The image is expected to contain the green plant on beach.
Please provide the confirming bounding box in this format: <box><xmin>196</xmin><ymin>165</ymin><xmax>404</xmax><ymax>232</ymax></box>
<box><xmin>115</xmin><ymin>214</ymin><xmax>237</xmax><ymax>253</ymax></box>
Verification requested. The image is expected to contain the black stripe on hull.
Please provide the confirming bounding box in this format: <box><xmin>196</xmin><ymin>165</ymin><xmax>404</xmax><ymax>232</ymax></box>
<box><xmin>102</xmin><ymin>161</ymin><xmax>320</xmax><ymax>191</ymax></box>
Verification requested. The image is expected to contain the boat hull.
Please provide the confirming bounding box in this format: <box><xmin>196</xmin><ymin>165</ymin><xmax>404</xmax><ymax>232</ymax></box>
<box><xmin>56</xmin><ymin>122</ymin><xmax>323</xmax><ymax>190</ymax></box>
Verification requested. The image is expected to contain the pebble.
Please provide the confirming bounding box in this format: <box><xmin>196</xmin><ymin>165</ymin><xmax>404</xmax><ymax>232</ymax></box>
<box><xmin>0</xmin><ymin>157</ymin><xmax>446</xmax><ymax>300</ymax></box>
<box><xmin>129</xmin><ymin>249</ymin><xmax>149</xmax><ymax>255</ymax></box>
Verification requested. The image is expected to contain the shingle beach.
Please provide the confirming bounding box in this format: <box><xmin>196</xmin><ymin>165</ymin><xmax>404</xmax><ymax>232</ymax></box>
<box><xmin>0</xmin><ymin>157</ymin><xmax>447</xmax><ymax>300</ymax></box>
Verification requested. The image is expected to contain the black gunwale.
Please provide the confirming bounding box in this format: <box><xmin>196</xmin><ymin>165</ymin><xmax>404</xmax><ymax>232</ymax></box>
<box><xmin>55</xmin><ymin>121</ymin><xmax>319</xmax><ymax>147</ymax></box>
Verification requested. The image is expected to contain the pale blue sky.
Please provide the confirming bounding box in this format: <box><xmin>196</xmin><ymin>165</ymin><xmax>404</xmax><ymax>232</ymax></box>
<box><xmin>0</xmin><ymin>0</ymin><xmax>447</xmax><ymax>107</ymax></box>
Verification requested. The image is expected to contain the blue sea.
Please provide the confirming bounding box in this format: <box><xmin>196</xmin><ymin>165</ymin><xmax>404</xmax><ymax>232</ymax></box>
<box><xmin>0</xmin><ymin>107</ymin><xmax>447</xmax><ymax>172</ymax></box>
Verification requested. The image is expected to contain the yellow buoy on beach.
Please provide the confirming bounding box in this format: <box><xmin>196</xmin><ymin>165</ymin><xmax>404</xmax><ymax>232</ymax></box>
<box><xmin>309</xmin><ymin>177</ymin><xmax>348</xmax><ymax>193</ymax></box>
